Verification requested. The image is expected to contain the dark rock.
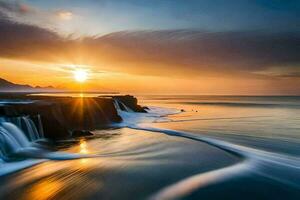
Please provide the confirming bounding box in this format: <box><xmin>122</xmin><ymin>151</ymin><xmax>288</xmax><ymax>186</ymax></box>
<box><xmin>0</xmin><ymin>95</ymin><xmax>147</xmax><ymax>139</ymax></box>
<box><xmin>72</xmin><ymin>130</ymin><xmax>93</xmax><ymax>137</ymax></box>
<box><xmin>0</xmin><ymin>96</ymin><xmax>123</xmax><ymax>139</ymax></box>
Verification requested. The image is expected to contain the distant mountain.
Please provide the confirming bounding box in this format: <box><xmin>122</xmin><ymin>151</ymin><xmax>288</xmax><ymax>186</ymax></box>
<box><xmin>0</xmin><ymin>78</ymin><xmax>56</xmax><ymax>92</ymax></box>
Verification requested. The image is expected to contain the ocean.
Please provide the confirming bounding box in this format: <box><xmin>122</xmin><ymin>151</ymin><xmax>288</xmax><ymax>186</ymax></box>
<box><xmin>0</xmin><ymin>95</ymin><xmax>299</xmax><ymax>199</ymax></box>
<box><xmin>139</xmin><ymin>95</ymin><xmax>300</xmax><ymax>155</ymax></box>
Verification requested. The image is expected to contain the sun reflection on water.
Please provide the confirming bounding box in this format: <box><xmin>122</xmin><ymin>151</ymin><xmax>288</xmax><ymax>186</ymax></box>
<box><xmin>79</xmin><ymin>140</ymin><xmax>89</xmax><ymax>154</ymax></box>
<box><xmin>79</xmin><ymin>139</ymin><xmax>90</xmax><ymax>165</ymax></box>
<box><xmin>26</xmin><ymin>178</ymin><xmax>63</xmax><ymax>200</ymax></box>
<box><xmin>23</xmin><ymin>159</ymin><xmax>100</xmax><ymax>200</ymax></box>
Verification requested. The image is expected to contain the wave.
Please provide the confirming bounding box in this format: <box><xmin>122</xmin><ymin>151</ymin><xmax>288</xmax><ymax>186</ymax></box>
<box><xmin>124</xmin><ymin>124</ymin><xmax>300</xmax><ymax>199</ymax></box>
<box><xmin>150</xmin><ymin>160</ymin><xmax>250</xmax><ymax>200</ymax></box>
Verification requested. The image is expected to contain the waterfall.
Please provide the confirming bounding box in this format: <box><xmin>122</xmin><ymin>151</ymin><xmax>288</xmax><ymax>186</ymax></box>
<box><xmin>0</xmin><ymin>116</ymin><xmax>44</xmax><ymax>142</ymax></box>
<box><xmin>1</xmin><ymin>122</ymin><xmax>30</xmax><ymax>147</ymax></box>
<box><xmin>113</xmin><ymin>99</ymin><xmax>133</xmax><ymax>112</ymax></box>
<box><xmin>11</xmin><ymin>117</ymin><xmax>22</xmax><ymax>129</ymax></box>
<box><xmin>0</xmin><ymin>114</ymin><xmax>46</xmax><ymax>161</ymax></box>
<box><xmin>113</xmin><ymin>99</ymin><xmax>121</xmax><ymax>111</ymax></box>
<box><xmin>20</xmin><ymin>116</ymin><xmax>45</xmax><ymax>141</ymax></box>
<box><xmin>37</xmin><ymin>115</ymin><xmax>45</xmax><ymax>138</ymax></box>
<box><xmin>0</xmin><ymin>122</ymin><xmax>31</xmax><ymax>161</ymax></box>
<box><xmin>21</xmin><ymin>117</ymin><xmax>38</xmax><ymax>141</ymax></box>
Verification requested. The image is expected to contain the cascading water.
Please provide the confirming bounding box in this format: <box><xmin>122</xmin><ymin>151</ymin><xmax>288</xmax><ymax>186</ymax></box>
<box><xmin>112</xmin><ymin>99</ymin><xmax>157</xmax><ymax>127</ymax></box>
<box><xmin>0</xmin><ymin>115</ymin><xmax>86</xmax><ymax>176</ymax></box>
<box><xmin>15</xmin><ymin>116</ymin><xmax>44</xmax><ymax>141</ymax></box>
<box><xmin>113</xmin><ymin>99</ymin><xmax>121</xmax><ymax>111</ymax></box>
<box><xmin>0</xmin><ymin>116</ymin><xmax>45</xmax><ymax>161</ymax></box>
<box><xmin>3</xmin><ymin>116</ymin><xmax>44</xmax><ymax>141</ymax></box>
<box><xmin>0</xmin><ymin>122</ymin><xmax>31</xmax><ymax>161</ymax></box>
<box><xmin>37</xmin><ymin>115</ymin><xmax>45</xmax><ymax>138</ymax></box>
<box><xmin>113</xmin><ymin>99</ymin><xmax>133</xmax><ymax>113</ymax></box>
<box><xmin>21</xmin><ymin>116</ymin><xmax>37</xmax><ymax>141</ymax></box>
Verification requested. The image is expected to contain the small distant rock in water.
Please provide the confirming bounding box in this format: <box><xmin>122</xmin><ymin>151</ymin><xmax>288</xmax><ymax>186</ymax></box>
<box><xmin>143</xmin><ymin>106</ymin><xmax>150</xmax><ymax>110</ymax></box>
<box><xmin>72</xmin><ymin>130</ymin><xmax>93</xmax><ymax>137</ymax></box>
<box><xmin>181</xmin><ymin>109</ymin><xmax>185</xmax><ymax>112</ymax></box>
<box><xmin>196</xmin><ymin>110</ymin><xmax>198</xmax><ymax>112</ymax></box>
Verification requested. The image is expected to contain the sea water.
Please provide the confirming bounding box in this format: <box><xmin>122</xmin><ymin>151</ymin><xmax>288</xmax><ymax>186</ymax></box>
<box><xmin>138</xmin><ymin>95</ymin><xmax>300</xmax><ymax>155</ymax></box>
<box><xmin>0</xmin><ymin>95</ymin><xmax>299</xmax><ymax>199</ymax></box>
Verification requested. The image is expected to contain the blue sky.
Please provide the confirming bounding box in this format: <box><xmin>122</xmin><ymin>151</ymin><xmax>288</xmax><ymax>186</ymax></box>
<box><xmin>17</xmin><ymin>0</ymin><xmax>300</xmax><ymax>35</ymax></box>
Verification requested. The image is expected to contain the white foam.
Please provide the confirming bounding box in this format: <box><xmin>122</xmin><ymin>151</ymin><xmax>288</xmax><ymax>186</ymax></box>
<box><xmin>113</xmin><ymin>106</ymin><xmax>181</xmax><ymax>127</ymax></box>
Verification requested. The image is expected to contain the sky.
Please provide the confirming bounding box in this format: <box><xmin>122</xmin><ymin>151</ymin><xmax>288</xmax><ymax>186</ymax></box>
<box><xmin>0</xmin><ymin>0</ymin><xmax>300</xmax><ymax>94</ymax></box>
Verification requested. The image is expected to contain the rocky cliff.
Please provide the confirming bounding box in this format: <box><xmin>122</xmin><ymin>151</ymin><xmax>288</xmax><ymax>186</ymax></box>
<box><xmin>0</xmin><ymin>95</ymin><xmax>146</xmax><ymax>139</ymax></box>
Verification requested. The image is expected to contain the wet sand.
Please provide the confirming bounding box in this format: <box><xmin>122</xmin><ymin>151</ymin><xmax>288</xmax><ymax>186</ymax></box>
<box><xmin>0</xmin><ymin>128</ymin><xmax>239</xmax><ymax>200</ymax></box>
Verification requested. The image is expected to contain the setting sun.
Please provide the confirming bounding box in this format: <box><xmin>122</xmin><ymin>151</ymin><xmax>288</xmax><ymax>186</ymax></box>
<box><xmin>74</xmin><ymin>69</ymin><xmax>88</xmax><ymax>83</ymax></box>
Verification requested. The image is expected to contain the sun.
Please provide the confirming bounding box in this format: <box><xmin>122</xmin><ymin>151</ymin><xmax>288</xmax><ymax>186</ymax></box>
<box><xmin>74</xmin><ymin>69</ymin><xmax>88</xmax><ymax>83</ymax></box>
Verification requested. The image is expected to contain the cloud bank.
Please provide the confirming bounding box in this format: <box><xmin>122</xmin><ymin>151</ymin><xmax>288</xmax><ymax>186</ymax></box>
<box><xmin>0</xmin><ymin>9</ymin><xmax>300</xmax><ymax>80</ymax></box>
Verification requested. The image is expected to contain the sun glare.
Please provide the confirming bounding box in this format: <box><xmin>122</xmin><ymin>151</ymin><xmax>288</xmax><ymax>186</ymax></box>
<box><xmin>74</xmin><ymin>69</ymin><xmax>88</xmax><ymax>83</ymax></box>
